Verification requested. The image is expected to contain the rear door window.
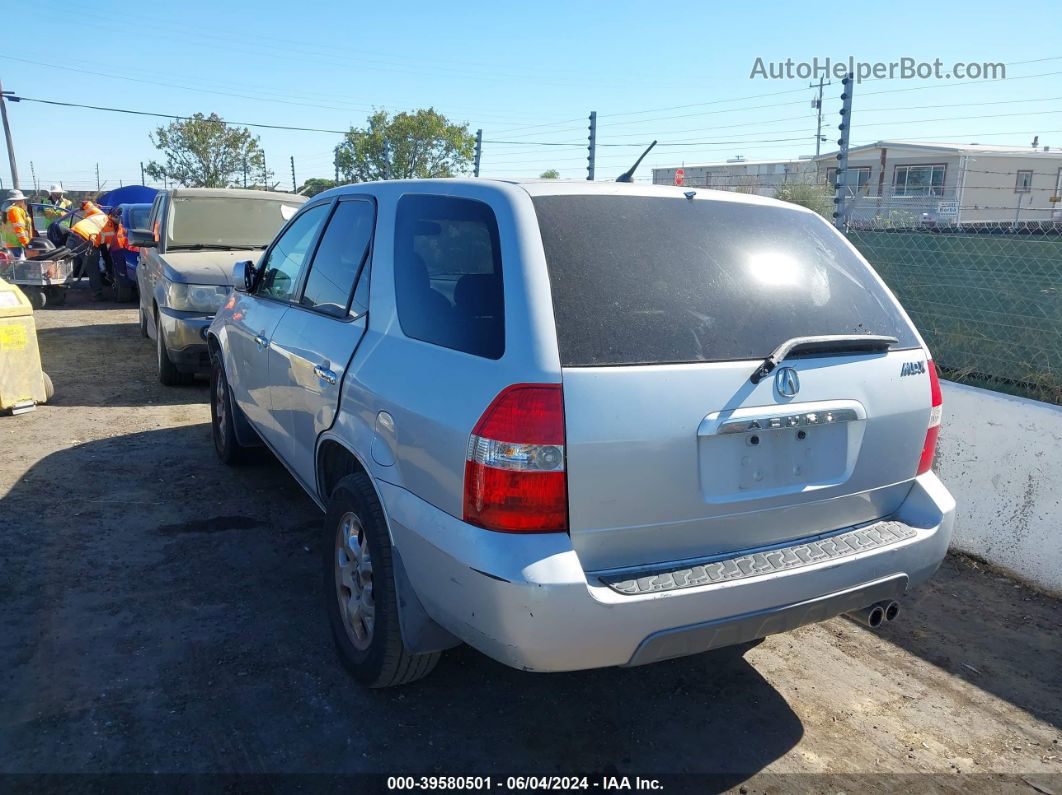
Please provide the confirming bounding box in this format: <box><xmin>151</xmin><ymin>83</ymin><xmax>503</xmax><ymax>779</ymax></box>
<box><xmin>299</xmin><ymin>199</ymin><xmax>375</xmax><ymax>318</ymax></box>
<box><xmin>393</xmin><ymin>195</ymin><xmax>504</xmax><ymax>359</ymax></box>
<box><xmin>532</xmin><ymin>195</ymin><xmax>920</xmax><ymax>366</ymax></box>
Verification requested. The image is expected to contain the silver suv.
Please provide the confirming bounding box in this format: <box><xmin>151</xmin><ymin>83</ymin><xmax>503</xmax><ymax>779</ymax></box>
<box><xmin>206</xmin><ymin>180</ymin><xmax>954</xmax><ymax>687</ymax></box>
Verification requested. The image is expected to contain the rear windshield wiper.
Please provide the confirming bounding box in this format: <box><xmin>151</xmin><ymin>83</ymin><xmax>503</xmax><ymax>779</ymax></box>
<box><xmin>750</xmin><ymin>334</ymin><xmax>898</xmax><ymax>384</ymax></box>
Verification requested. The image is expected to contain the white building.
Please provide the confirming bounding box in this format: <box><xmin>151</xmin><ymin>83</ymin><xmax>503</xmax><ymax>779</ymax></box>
<box><xmin>651</xmin><ymin>157</ymin><xmax>816</xmax><ymax>196</ymax></box>
<box><xmin>653</xmin><ymin>140</ymin><xmax>1062</xmax><ymax>224</ymax></box>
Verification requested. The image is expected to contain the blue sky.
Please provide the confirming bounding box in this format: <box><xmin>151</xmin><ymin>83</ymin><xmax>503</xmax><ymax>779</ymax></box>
<box><xmin>2</xmin><ymin>0</ymin><xmax>1060</xmax><ymax>191</ymax></box>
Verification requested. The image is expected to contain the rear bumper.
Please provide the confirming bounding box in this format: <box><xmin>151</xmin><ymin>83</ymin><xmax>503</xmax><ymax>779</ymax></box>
<box><xmin>382</xmin><ymin>472</ymin><xmax>954</xmax><ymax>672</ymax></box>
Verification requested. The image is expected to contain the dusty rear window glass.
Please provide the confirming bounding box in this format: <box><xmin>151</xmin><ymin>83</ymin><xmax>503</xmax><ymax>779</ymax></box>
<box><xmin>532</xmin><ymin>195</ymin><xmax>919</xmax><ymax>366</ymax></box>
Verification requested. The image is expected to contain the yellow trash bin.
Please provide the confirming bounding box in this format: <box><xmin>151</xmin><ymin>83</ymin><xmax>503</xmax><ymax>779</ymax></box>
<box><xmin>0</xmin><ymin>277</ymin><xmax>52</xmax><ymax>414</ymax></box>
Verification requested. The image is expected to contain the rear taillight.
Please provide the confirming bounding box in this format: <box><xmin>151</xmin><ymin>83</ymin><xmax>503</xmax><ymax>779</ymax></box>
<box><xmin>917</xmin><ymin>359</ymin><xmax>943</xmax><ymax>475</ymax></box>
<box><xmin>463</xmin><ymin>384</ymin><xmax>568</xmax><ymax>533</ymax></box>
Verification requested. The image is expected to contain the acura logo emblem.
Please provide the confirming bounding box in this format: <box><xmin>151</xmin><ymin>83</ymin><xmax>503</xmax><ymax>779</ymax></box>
<box><xmin>775</xmin><ymin>367</ymin><xmax>800</xmax><ymax>398</ymax></box>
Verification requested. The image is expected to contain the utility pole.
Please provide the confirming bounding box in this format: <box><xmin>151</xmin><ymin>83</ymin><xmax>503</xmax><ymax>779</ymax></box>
<box><xmin>334</xmin><ymin>155</ymin><xmax>339</xmax><ymax>185</ymax></box>
<box><xmin>832</xmin><ymin>74</ymin><xmax>855</xmax><ymax>231</ymax></box>
<box><xmin>382</xmin><ymin>140</ymin><xmax>391</xmax><ymax>180</ymax></box>
<box><xmin>0</xmin><ymin>78</ymin><xmax>19</xmax><ymax>190</ymax></box>
<box><xmin>95</xmin><ymin>163</ymin><xmax>101</xmax><ymax>191</ymax></box>
<box><xmin>290</xmin><ymin>155</ymin><xmax>296</xmax><ymax>192</ymax></box>
<box><xmin>587</xmin><ymin>111</ymin><xmax>597</xmax><ymax>181</ymax></box>
<box><xmin>473</xmin><ymin>128</ymin><xmax>483</xmax><ymax>177</ymax></box>
<box><xmin>140</xmin><ymin>161</ymin><xmax>145</xmax><ymax>185</ymax></box>
<box><xmin>243</xmin><ymin>157</ymin><xmax>248</xmax><ymax>188</ymax></box>
<box><xmin>29</xmin><ymin>160</ymin><xmax>37</xmax><ymax>193</ymax></box>
<box><xmin>810</xmin><ymin>75</ymin><xmax>830</xmax><ymax>157</ymax></box>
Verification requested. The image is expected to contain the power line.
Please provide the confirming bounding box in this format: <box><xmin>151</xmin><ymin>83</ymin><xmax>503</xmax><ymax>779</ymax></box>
<box><xmin>860</xmin><ymin>94</ymin><xmax>1062</xmax><ymax>114</ymax></box>
<box><xmin>504</xmin><ymin>63</ymin><xmax>1062</xmax><ymax>137</ymax></box>
<box><xmin>8</xmin><ymin>95</ymin><xmax>350</xmax><ymax>134</ymax></box>
<box><xmin>0</xmin><ymin>54</ymin><xmax>377</xmax><ymax>116</ymax></box>
<box><xmin>495</xmin><ymin>58</ymin><xmax>1062</xmax><ymax>137</ymax></box>
<box><xmin>484</xmin><ymin>135</ymin><xmax>814</xmax><ymax>148</ymax></box>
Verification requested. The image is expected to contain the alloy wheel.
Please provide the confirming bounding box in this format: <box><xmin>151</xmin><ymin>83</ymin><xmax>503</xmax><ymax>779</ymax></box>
<box><xmin>213</xmin><ymin>371</ymin><xmax>228</xmax><ymax>447</ymax></box>
<box><xmin>334</xmin><ymin>512</ymin><xmax>374</xmax><ymax>651</ymax></box>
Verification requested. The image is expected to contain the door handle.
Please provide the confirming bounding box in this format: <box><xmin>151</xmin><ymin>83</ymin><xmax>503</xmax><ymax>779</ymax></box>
<box><xmin>313</xmin><ymin>364</ymin><xmax>338</xmax><ymax>385</ymax></box>
<box><xmin>254</xmin><ymin>333</ymin><xmax>269</xmax><ymax>350</ymax></box>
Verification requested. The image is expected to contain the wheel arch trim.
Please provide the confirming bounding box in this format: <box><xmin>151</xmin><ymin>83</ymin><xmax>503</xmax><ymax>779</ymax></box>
<box><xmin>316</xmin><ymin>435</ymin><xmax>461</xmax><ymax>655</ymax></box>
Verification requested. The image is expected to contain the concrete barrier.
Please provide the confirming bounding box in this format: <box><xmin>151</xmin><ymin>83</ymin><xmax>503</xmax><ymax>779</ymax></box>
<box><xmin>935</xmin><ymin>381</ymin><xmax>1062</xmax><ymax>595</ymax></box>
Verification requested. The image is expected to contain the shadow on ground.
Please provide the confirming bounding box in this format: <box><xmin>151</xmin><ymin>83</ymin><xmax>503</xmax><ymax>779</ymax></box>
<box><xmin>870</xmin><ymin>554</ymin><xmax>1062</xmax><ymax>730</ymax></box>
<box><xmin>0</xmin><ymin>426</ymin><xmax>802</xmax><ymax>782</ymax></box>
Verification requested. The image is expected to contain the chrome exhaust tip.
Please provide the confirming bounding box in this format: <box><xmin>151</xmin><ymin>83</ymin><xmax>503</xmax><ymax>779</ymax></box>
<box><xmin>883</xmin><ymin>600</ymin><xmax>900</xmax><ymax>622</ymax></box>
<box><xmin>847</xmin><ymin>603</ymin><xmax>886</xmax><ymax>629</ymax></box>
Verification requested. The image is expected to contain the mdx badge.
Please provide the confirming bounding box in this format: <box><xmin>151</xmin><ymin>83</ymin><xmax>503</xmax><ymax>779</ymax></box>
<box><xmin>900</xmin><ymin>360</ymin><xmax>926</xmax><ymax>377</ymax></box>
<box><xmin>774</xmin><ymin>367</ymin><xmax>800</xmax><ymax>398</ymax></box>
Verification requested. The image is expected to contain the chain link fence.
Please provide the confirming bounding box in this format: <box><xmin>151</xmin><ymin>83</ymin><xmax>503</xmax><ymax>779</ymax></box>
<box><xmin>847</xmin><ymin>223</ymin><xmax>1062</xmax><ymax>405</ymax></box>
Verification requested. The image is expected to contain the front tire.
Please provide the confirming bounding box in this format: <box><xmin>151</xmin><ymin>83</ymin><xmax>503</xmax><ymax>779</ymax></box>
<box><xmin>156</xmin><ymin>310</ymin><xmax>194</xmax><ymax>386</ymax></box>
<box><xmin>113</xmin><ymin>277</ymin><xmax>134</xmax><ymax>303</ymax></box>
<box><xmin>210</xmin><ymin>354</ymin><xmax>248</xmax><ymax>465</ymax></box>
<box><xmin>324</xmin><ymin>473</ymin><xmax>440</xmax><ymax>688</ymax></box>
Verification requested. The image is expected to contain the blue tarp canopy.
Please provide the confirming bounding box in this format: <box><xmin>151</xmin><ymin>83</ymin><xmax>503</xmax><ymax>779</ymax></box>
<box><xmin>96</xmin><ymin>185</ymin><xmax>157</xmax><ymax>209</ymax></box>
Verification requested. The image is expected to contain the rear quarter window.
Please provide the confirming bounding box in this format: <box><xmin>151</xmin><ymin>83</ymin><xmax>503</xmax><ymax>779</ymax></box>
<box><xmin>129</xmin><ymin>207</ymin><xmax>151</xmax><ymax>230</ymax></box>
<box><xmin>393</xmin><ymin>195</ymin><xmax>504</xmax><ymax>359</ymax></box>
<box><xmin>532</xmin><ymin>195</ymin><xmax>920</xmax><ymax>366</ymax></box>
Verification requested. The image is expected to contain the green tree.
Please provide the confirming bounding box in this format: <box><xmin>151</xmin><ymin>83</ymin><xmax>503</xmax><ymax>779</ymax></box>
<box><xmin>539</xmin><ymin>169</ymin><xmax>560</xmax><ymax>179</ymax></box>
<box><xmin>145</xmin><ymin>113</ymin><xmax>266</xmax><ymax>188</ymax></box>
<box><xmin>334</xmin><ymin>109</ymin><xmax>475</xmax><ymax>183</ymax></box>
<box><xmin>774</xmin><ymin>180</ymin><xmax>834</xmax><ymax>219</ymax></box>
<box><xmin>299</xmin><ymin>177</ymin><xmax>337</xmax><ymax>197</ymax></box>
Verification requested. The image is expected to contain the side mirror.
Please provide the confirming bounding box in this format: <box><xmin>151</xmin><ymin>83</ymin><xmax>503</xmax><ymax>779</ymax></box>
<box><xmin>233</xmin><ymin>260</ymin><xmax>256</xmax><ymax>292</ymax></box>
<box><xmin>128</xmin><ymin>229</ymin><xmax>156</xmax><ymax>248</ymax></box>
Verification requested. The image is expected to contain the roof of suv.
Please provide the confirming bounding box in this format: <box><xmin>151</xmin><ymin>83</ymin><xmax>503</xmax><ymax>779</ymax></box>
<box><xmin>167</xmin><ymin>187</ymin><xmax>307</xmax><ymax>202</ymax></box>
<box><xmin>317</xmin><ymin>177</ymin><xmax>801</xmax><ymax>211</ymax></box>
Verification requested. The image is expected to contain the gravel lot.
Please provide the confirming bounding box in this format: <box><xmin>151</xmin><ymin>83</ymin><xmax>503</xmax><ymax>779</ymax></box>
<box><xmin>1</xmin><ymin>289</ymin><xmax>1060</xmax><ymax>792</ymax></box>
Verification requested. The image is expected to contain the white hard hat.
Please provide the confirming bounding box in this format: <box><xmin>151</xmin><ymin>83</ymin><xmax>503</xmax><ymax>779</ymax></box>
<box><xmin>48</xmin><ymin>184</ymin><xmax>65</xmax><ymax>194</ymax></box>
<box><xmin>6</xmin><ymin>189</ymin><xmax>26</xmax><ymax>201</ymax></box>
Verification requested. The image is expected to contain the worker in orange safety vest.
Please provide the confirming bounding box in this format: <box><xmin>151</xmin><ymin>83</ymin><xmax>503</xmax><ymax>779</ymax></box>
<box><xmin>58</xmin><ymin>201</ymin><xmax>118</xmax><ymax>300</ymax></box>
<box><xmin>2</xmin><ymin>189</ymin><xmax>33</xmax><ymax>260</ymax></box>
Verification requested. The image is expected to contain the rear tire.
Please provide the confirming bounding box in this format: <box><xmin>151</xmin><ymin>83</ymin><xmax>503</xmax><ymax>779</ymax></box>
<box><xmin>45</xmin><ymin>287</ymin><xmax>66</xmax><ymax>306</ymax></box>
<box><xmin>210</xmin><ymin>354</ymin><xmax>249</xmax><ymax>465</ymax></box>
<box><xmin>156</xmin><ymin>310</ymin><xmax>194</xmax><ymax>386</ymax></box>
<box><xmin>324</xmin><ymin>473</ymin><xmax>440</xmax><ymax>687</ymax></box>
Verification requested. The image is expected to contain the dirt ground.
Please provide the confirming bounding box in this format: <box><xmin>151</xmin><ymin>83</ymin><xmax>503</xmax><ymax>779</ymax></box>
<box><xmin>1</xmin><ymin>288</ymin><xmax>1060</xmax><ymax>792</ymax></box>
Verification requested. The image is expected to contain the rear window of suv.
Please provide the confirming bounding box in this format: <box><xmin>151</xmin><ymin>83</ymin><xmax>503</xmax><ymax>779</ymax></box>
<box><xmin>532</xmin><ymin>195</ymin><xmax>920</xmax><ymax>367</ymax></box>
